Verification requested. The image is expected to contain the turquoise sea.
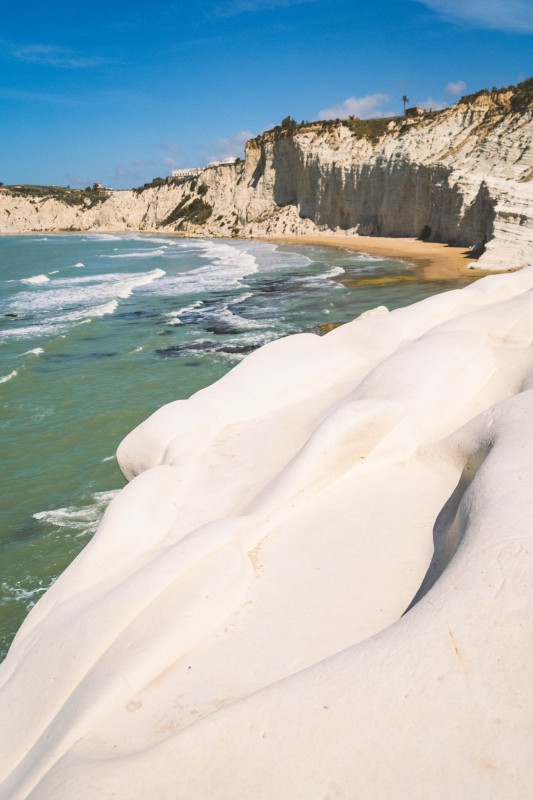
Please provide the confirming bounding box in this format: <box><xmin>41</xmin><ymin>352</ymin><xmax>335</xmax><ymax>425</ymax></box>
<box><xmin>0</xmin><ymin>233</ymin><xmax>473</xmax><ymax>658</ymax></box>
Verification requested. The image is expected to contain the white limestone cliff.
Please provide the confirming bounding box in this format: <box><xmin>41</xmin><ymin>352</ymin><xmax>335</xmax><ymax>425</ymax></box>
<box><xmin>1</xmin><ymin>87</ymin><xmax>532</xmax><ymax>269</ymax></box>
<box><xmin>1</xmin><ymin>268</ymin><xmax>533</xmax><ymax>798</ymax></box>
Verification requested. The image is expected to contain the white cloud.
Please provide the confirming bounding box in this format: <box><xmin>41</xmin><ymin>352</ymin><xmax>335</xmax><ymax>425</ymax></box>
<box><xmin>160</xmin><ymin>141</ymin><xmax>179</xmax><ymax>154</ymax></box>
<box><xmin>415</xmin><ymin>0</ymin><xmax>533</xmax><ymax>32</ymax></box>
<box><xmin>445</xmin><ymin>80</ymin><xmax>467</xmax><ymax>96</ymax></box>
<box><xmin>12</xmin><ymin>44</ymin><xmax>112</xmax><ymax>68</ymax></box>
<box><xmin>318</xmin><ymin>93</ymin><xmax>394</xmax><ymax>121</ymax></box>
<box><xmin>162</xmin><ymin>156</ymin><xmax>178</xmax><ymax>168</ymax></box>
<box><xmin>209</xmin><ymin>129</ymin><xmax>253</xmax><ymax>161</ymax></box>
<box><xmin>418</xmin><ymin>97</ymin><xmax>448</xmax><ymax>111</ymax></box>
<box><xmin>214</xmin><ymin>0</ymin><xmax>314</xmax><ymax>16</ymax></box>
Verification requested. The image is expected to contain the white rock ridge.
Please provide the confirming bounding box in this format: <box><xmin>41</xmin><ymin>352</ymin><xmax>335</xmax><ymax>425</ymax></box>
<box><xmin>1</xmin><ymin>268</ymin><xmax>533</xmax><ymax>798</ymax></box>
<box><xmin>0</xmin><ymin>87</ymin><xmax>532</xmax><ymax>269</ymax></box>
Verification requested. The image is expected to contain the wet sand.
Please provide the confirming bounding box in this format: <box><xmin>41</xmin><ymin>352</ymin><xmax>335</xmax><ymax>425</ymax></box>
<box><xmin>260</xmin><ymin>234</ymin><xmax>501</xmax><ymax>282</ymax></box>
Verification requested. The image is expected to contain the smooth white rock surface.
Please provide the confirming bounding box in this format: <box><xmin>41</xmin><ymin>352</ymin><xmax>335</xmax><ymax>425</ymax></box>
<box><xmin>1</xmin><ymin>268</ymin><xmax>533</xmax><ymax>798</ymax></box>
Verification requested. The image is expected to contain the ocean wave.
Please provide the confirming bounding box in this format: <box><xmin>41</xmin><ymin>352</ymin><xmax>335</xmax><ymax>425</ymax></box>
<box><xmin>150</xmin><ymin>242</ymin><xmax>258</xmax><ymax>294</ymax></box>
<box><xmin>126</xmin><ymin>235</ymin><xmax>180</xmax><ymax>246</ymax></box>
<box><xmin>21</xmin><ymin>275</ymin><xmax>50</xmax><ymax>285</ymax></box>
<box><xmin>0</xmin><ymin>324</ymin><xmax>63</xmax><ymax>341</ymax></box>
<box><xmin>9</xmin><ymin>269</ymin><xmax>165</xmax><ymax>315</ymax></box>
<box><xmin>206</xmin><ymin>302</ymin><xmax>262</xmax><ymax>332</ymax></box>
<box><xmin>33</xmin><ymin>489</ymin><xmax>120</xmax><ymax>537</ymax></box>
<box><xmin>104</xmin><ymin>248</ymin><xmax>167</xmax><ymax>259</ymax></box>
<box><xmin>1</xmin><ymin>577</ymin><xmax>55</xmax><ymax>610</ymax></box>
<box><xmin>73</xmin><ymin>262</ymin><xmax>84</xmax><ymax>268</ymax></box>
<box><xmin>164</xmin><ymin>300</ymin><xmax>205</xmax><ymax>325</ymax></box>
<box><xmin>3</xmin><ymin>269</ymin><xmax>164</xmax><ymax>341</ymax></box>
<box><xmin>0</xmin><ymin>370</ymin><xmax>17</xmax><ymax>384</ymax></box>
<box><xmin>60</xmin><ymin>299</ymin><xmax>119</xmax><ymax>322</ymax></box>
<box><xmin>257</xmin><ymin>244</ymin><xmax>314</xmax><ymax>272</ymax></box>
<box><xmin>323</xmin><ymin>266</ymin><xmax>346</xmax><ymax>278</ymax></box>
<box><xmin>21</xmin><ymin>347</ymin><xmax>44</xmax><ymax>357</ymax></box>
<box><xmin>82</xmin><ymin>233</ymin><xmax>124</xmax><ymax>241</ymax></box>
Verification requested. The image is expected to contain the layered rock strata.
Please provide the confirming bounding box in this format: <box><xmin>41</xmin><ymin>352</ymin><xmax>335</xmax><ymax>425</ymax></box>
<box><xmin>1</xmin><ymin>268</ymin><xmax>533</xmax><ymax>798</ymax></box>
<box><xmin>0</xmin><ymin>88</ymin><xmax>532</xmax><ymax>269</ymax></box>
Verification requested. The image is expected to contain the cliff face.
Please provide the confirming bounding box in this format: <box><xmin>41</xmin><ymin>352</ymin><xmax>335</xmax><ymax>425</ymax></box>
<box><xmin>1</xmin><ymin>88</ymin><xmax>532</xmax><ymax>268</ymax></box>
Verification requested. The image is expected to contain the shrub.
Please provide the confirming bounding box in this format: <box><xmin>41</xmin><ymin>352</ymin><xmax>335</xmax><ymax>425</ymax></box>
<box><xmin>162</xmin><ymin>196</ymin><xmax>212</xmax><ymax>227</ymax></box>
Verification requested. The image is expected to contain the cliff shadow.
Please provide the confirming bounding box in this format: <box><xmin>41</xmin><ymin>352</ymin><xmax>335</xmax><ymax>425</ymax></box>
<box><xmin>460</xmin><ymin>180</ymin><xmax>497</xmax><ymax>249</ymax></box>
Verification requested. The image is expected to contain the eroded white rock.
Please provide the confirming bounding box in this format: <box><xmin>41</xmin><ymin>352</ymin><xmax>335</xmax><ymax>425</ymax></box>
<box><xmin>1</xmin><ymin>268</ymin><xmax>533</xmax><ymax>798</ymax></box>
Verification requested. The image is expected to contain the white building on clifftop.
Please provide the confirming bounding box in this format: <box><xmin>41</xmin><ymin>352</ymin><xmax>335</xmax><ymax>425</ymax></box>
<box><xmin>171</xmin><ymin>168</ymin><xmax>203</xmax><ymax>180</ymax></box>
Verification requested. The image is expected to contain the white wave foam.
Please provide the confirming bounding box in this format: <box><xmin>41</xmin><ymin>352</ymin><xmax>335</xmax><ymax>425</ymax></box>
<box><xmin>0</xmin><ymin>370</ymin><xmax>17</xmax><ymax>384</ymax></box>
<box><xmin>211</xmin><ymin>302</ymin><xmax>262</xmax><ymax>331</ymax></box>
<box><xmin>350</xmin><ymin>252</ymin><xmax>391</xmax><ymax>262</ymax></box>
<box><xmin>323</xmin><ymin>266</ymin><xmax>346</xmax><ymax>278</ymax></box>
<box><xmin>258</xmin><ymin>244</ymin><xmax>314</xmax><ymax>272</ymax></box>
<box><xmin>21</xmin><ymin>347</ymin><xmax>44</xmax><ymax>357</ymax></box>
<box><xmin>165</xmin><ymin>300</ymin><xmax>205</xmax><ymax>325</ymax></box>
<box><xmin>105</xmin><ymin>248</ymin><xmax>166</xmax><ymax>259</ymax></box>
<box><xmin>151</xmin><ymin>242</ymin><xmax>258</xmax><ymax>295</ymax></box>
<box><xmin>126</xmin><ymin>235</ymin><xmax>179</xmax><ymax>246</ymax></box>
<box><xmin>73</xmin><ymin>262</ymin><xmax>84</xmax><ymax>268</ymax></box>
<box><xmin>0</xmin><ymin>324</ymin><xmax>63</xmax><ymax>341</ymax></box>
<box><xmin>1</xmin><ymin>577</ymin><xmax>55</xmax><ymax>610</ymax></box>
<box><xmin>82</xmin><ymin>233</ymin><xmax>124</xmax><ymax>241</ymax></box>
<box><xmin>60</xmin><ymin>299</ymin><xmax>119</xmax><ymax>322</ymax></box>
<box><xmin>21</xmin><ymin>274</ymin><xmax>50</xmax><ymax>285</ymax></box>
<box><xmin>33</xmin><ymin>489</ymin><xmax>120</xmax><ymax>537</ymax></box>
<box><xmin>3</xmin><ymin>269</ymin><xmax>164</xmax><ymax>342</ymax></box>
<box><xmin>49</xmin><ymin>270</ymin><xmax>59</xmax><ymax>275</ymax></box>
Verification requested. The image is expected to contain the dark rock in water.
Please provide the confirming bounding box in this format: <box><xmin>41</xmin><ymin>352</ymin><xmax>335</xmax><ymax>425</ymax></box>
<box><xmin>204</xmin><ymin>323</ymin><xmax>243</xmax><ymax>335</ymax></box>
<box><xmin>49</xmin><ymin>352</ymin><xmax>118</xmax><ymax>362</ymax></box>
<box><xmin>252</xmin><ymin>278</ymin><xmax>299</xmax><ymax>295</ymax></box>
<box><xmin>156</xmin><ymin>338</ymin><xmax>261</xmax><ymax>358</ymax></box>
<box><xmin>4</xmin><ymin>313</ymin><xmax>18</xmax><ymax>318</ymax></box>
<box><xmin>219</xmin><ymin>343</ymin><xmax>258</xmax><ymax>355</ymax></box>
<box><xmin>118</xmin><ymin>310</ymin><xmax>160</xmax><ymax>320</ymax></box>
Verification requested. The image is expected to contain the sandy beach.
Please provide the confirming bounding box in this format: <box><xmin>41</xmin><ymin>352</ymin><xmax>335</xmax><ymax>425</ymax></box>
<box><xmin>261</xmin><ymin>234</ymin><xmax>494</xmax><ymax>281</ymax></box>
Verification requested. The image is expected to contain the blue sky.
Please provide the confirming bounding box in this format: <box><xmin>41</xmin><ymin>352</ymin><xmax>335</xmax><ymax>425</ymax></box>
<box><xmin>1</xmin><ymin>0</ymin><xmax>531</xmax><ymax>188</ymax></box>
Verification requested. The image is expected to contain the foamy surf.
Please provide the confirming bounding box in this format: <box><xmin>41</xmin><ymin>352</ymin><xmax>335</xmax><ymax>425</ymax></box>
<box><xmin>21</xmin><ymin>348</ymin><xmax>44</xmax><ymax>357</ymax></box>
<box><xmin>21</xmin><ymin>275</ymin><xmax>50</xmax><ymax>285</ymax></box>
<box><xmin>105</xmin><ymin>248</ymin><xmax>167</xmax><ymax>259</ymax></box>
<box><xmin>164</xmin><ymin>300</ymin><xmax>205</xmax><ymax>325</ymax></box>
<box><xmin>1</xmin><ymin>578</ymin><xmax>55</xmax><ymax>610</ymax></box>
<box><xmin>33</xmin><ymin>489</ymin><xmax>120</xmax><ymax>537</ymax></box>
<box><xmin>0</xmin><ymin>370</ymin><xmax>17</xmax><ymax>384</ymax></box>
<box><xmin>153</xmin><ymin>242</ymin><xmax>258</xmax><ymax>293</ymax></box>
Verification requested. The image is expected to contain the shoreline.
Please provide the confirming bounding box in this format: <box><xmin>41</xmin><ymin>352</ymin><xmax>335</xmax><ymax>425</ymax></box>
<box><xmin>259</xmin><ymin>234</ymin><xmax>495</xmax><ymax>281</ymax></box>
<box><xmin>1</xmin><ymin>229</ymin><xmax>511</xmax><ymax>282</ymax></box>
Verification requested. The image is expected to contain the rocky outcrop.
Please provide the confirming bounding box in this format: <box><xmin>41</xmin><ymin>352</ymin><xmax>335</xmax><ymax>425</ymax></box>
<box><xmin>1</xmin><ymin>85</ymin><xmax>532</xmax><ymax>269</ymax></box>
<box><xmin>2</xmin><ymin>268</ymin><xmax>533</xmax><ymax>798</ymax></box>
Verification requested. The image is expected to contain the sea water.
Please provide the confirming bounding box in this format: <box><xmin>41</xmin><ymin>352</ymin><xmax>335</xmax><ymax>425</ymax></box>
<box><xmin>0</xmin><ymin>233</ymin><xmax>471</xmax><ymax>657</ymax></box>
